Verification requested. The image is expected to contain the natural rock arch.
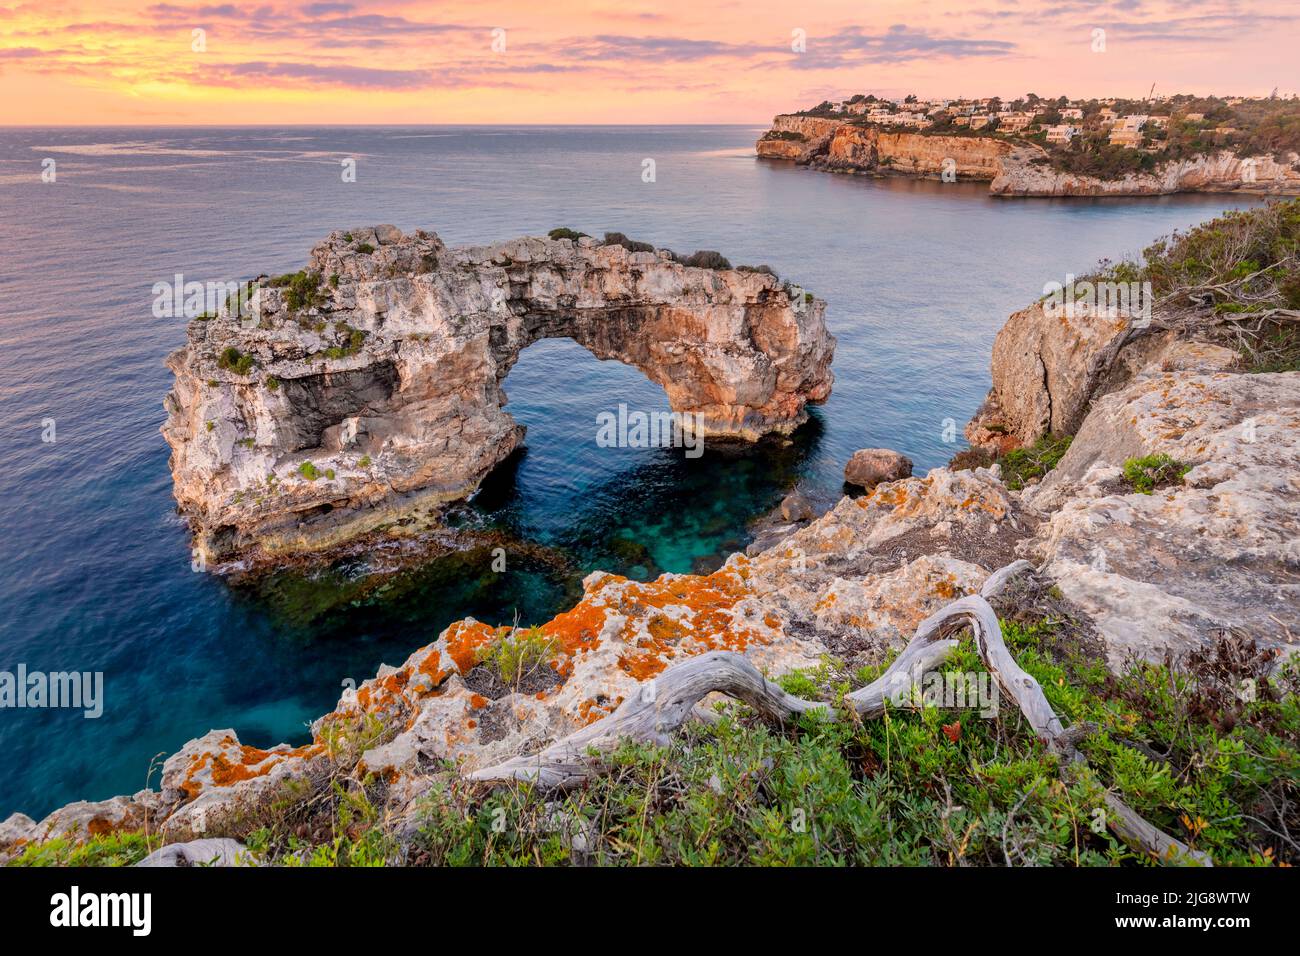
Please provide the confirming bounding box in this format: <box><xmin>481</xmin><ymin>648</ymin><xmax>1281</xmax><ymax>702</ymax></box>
<box><xmin>163</xmin><ymin>226</ymin><xmax>835</xmax><ymax>564</ymax></box>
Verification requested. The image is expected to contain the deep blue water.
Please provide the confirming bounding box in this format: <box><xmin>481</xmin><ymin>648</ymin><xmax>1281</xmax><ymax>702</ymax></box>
<box><xmin>0</xmin><ymin>125</ymin><xmax>1259</xmax><ymax>818</ymax></box>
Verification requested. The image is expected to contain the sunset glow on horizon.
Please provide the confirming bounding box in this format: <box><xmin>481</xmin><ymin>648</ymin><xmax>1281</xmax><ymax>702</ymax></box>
<box><xmin>1</xmin><ymin>0</ymin><xmax>1297</xmax><ymax>126</ymax></box>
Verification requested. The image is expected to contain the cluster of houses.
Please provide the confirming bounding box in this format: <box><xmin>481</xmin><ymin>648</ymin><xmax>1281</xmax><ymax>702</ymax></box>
<box><xmin>822</xmin><ymin>95</ymin><xmax>1234</xmax><ymax>151</ymax></box>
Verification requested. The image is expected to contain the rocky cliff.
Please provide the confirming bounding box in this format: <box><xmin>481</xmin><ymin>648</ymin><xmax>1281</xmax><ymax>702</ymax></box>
<box><xmin>162</xmin><ymin>227</ymin><xmax>835</xmax><ymax>565</ymax></box>
<box><xmin>754</xmin><ymin>114</ymin><xmax>845</xmax><ymax>162</ymax></box>
<box><xmin>819</xmin><ymin>126</ymin><xmax>1012</xmax><ymax>180</ymax></box>
<box><xmin>758</xmin><ymin>115</ymin><xmax>1010</xmax><ymax>181</ymax></box>
<box><xmin>990</xmin><ymin>149</ymin><xmax>1300</xmax><ymax>196</ymax></box>
<box><xmin>7</xmin><ymin>212</ymin><xmax>1297</xmax><ymax>866</ymax></box>
<box><xmin>758</xmin><ymin>115</ymin><xmax>1300</xmax><ymax>196</ymax></box>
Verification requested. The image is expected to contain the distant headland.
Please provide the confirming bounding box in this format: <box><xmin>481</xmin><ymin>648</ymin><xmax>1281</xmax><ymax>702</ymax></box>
<box><xmin>757</xmin><ymin>92</ymin><xmax>1300</xmax><ymax>196</ymax></box>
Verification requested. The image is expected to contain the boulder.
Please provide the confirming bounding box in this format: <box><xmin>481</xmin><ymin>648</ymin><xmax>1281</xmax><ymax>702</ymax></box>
<box><xmin>844</xmin><ymin>448</ymin><xmax>912</xmax><ymax>488</ymax></box>
<box><xmin>779</xmin><ymin>490</ymin><xmax>815</xmax><ymax>522</ymax></box>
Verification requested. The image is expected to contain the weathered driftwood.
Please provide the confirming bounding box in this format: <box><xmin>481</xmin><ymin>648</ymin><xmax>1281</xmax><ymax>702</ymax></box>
<box><xmin>470</xmin><ymin>560</ymin><xmax>1210</xmax><ymax>866</ymax></box>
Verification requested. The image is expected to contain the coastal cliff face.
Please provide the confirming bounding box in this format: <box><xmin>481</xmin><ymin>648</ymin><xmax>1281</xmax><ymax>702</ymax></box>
<box><xmin>754</xmin><ymin>114</ymin><xmax>844</xmax><ymax>162</ymax></box>
<box><xmin>757</xmin><ymin>115</ymin><xmax>1011</xmax><ymax>181</ymax></box>
<box><xmin>991</xmin><ymin>149</ymin><xmax>1300</xmax><ymax>196</ymax></box>
<box><xmin>162</xmin><ymin>227</ymin><xmax>835</xmax><ymax>564</ymax></box>
<box><xmin>820</xmin><ymin>125</ymin><xmax>1012</xmax><ymax>180</ymax></box>
<box><xmin>758</xmin><ymin>115</ymin><xmax>1300</xmax><ymax>196</ymax></box>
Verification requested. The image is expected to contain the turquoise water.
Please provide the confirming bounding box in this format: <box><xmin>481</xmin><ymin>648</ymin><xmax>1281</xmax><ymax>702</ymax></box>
<box><xmin>0</xmin><ymin>125</ymin><xmax>1258</xmax><ymax>817</ymax></box>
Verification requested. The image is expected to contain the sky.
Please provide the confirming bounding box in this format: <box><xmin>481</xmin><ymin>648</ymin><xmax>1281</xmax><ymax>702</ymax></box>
<box><xmin>1</xmin><ymin>0</ymin><xmax>1297</xmax><ymax>125</ymax></box>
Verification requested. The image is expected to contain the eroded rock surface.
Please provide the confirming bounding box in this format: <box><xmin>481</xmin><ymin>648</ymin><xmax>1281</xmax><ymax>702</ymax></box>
<box><xmin>1023</xmin><ymin>367</ymin><xmax>1300</xmax><ymax>667</ymax></box>
<box><xmin>164</xmin><ymin>226</ymin><xmax>835</xmax><ymax>564</ymax></box>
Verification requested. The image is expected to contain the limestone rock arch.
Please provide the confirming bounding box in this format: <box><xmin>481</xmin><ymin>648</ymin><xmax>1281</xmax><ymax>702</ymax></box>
<box><xmin>163</xmin><ymin>226</ymin><xmax>835</xmax><ymax>564</ymax></box>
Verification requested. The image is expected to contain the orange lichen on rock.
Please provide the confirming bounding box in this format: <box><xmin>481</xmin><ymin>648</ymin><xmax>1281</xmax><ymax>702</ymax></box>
<box><xmin>444</xmin><ymin>620</ymin><xmax>500</xmax><ymax>674</ymax></box>
<box><xmin>469</xmin><ymin>694</ymin><xmax>488</xmax><ymax>709</ymax></box>
<box><xmin>609</xmin><ymin>565</ymin><xmax>767</xmax><ymax>680</ymax></box>
<box><xmin>210</xmin><ymin>752</ymin><xmax>280</xmax><ymax>787</ymax></box>
<box><xmin>577</xmin><ymin>695</ymin><xmax>624</xmax><ymax>725</ymax></box>
<box><xmin>415</xmin><ymin>648</ymin><xmax>450</xmax><ymax>690</ymax></box>
<box><xmin>541</xmin><ymin>598</ymin><xmax>607</xmax><ymax>658</ymax></box>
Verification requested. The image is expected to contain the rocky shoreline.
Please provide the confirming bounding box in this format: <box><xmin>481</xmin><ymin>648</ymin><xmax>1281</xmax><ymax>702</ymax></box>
<box><xmin>757</xmin><ymin>114</ymin><xmax>1300</xmax><ymax>196</ymax></box>
<box><xmin>4</xmin><ymin>206</ymin><xmax>1297</xmax><ymax>866</ymax></box>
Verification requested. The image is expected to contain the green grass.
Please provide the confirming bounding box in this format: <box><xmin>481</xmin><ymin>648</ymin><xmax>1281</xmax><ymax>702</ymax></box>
<box><xmin>297</xmin><ymin>461</ymin><xmax>322</xmax><ymax>481</ymax></box>
<box><xmin>952</xmin><ymin>434</ymin><xmax>1073</xmax><ymax>490</ymax></box>
<box><xmin>9</xmin><ymin>832</ymin><xmax>151</xmax><ymax>867</ymax></box>
<box><xmin>1121</xmin><ymin>454</ymin><xmax>1190</xmax><ymax>494</ymax></box>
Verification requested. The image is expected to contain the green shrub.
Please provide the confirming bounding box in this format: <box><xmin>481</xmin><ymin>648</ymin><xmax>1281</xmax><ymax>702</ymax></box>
<box><xmin>358</xmin><ymin>454</ymin><xmax>372</xmax><ymax>469</ymax></box>
<box><xmin>9</xmin><ymin>832</ymin><xmax>150</xmax><ymax>867</ymax></box>
<box><xmin>1121</xmin><ymin>454</ymin><xmax>1190</xmax><ymax>494</ymax></box>
<box><xmin>679</xmin><ymin>250</ymin><xmax>732</xmax><ymax>270</ymax></box>
<box><xmin>216</xmin><ymin>347</ymin><xmax>254</xmax><ymax>375</ymax></box>
<box><xmin>282</xmin><ymin>271</ymin><xmax>322</xmax><ymax>311</ymax></box>
<box><xmin>355</xmin><ymin>242</ymin><xmax>375</xmax><ymax>255</ymax></box>
<box><xmin>999</xmin><ymin>434</ymin><xmax>1073</xmax><ymax>490</ymax></box>
<box><xmin>601</xmin><ymin>232</ymin><xmax>655</xmax><ymax>253</ymax></box>
<box><xmin>475</xmin><ymin>626</ymin><xmax>559</xmax><ymax>686</ymax></box>
<box><xmin>265</xmin><ymin>376</ymin><xmax>280</xmax><ymax>392</ymax></box>
<box><xmin>298</xmin><ymin>461</ymin><xmax>322</xmax><ymax>481</ymax></box>
<box><xmin>548</xmin><ymin>227</ymin><xmax>588</xmax><ymax>241</ymax></box>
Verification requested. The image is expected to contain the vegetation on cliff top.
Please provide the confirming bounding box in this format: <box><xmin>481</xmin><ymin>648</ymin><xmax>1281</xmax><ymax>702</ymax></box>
<box><xmin>1093</xmin><ymin>197</ymin><xmax>1300</xmax><ymax>371</ymax></box>
<box><xmin>17</xmin><ymin>607</ymin><xmax>1295</xmax><ymax>868</ymax></box>
<box><xmin>951</xmin><ymin>433</ymin><xmax>1072</xmax><ymax>490</ymax></box>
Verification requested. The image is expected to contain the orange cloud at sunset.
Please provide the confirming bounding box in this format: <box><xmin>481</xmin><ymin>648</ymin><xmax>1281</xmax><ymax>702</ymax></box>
<box><xmin>1</xmin><ymin>0</ymin><xmax>1296</xmax><ymax>125</ymax></box>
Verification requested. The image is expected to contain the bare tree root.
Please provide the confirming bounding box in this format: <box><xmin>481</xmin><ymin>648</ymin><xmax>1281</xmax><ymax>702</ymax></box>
<box><xmin>470</xmin><ymin>561</ymin><xmax>1211</xmax><ymax>866</ymax></box>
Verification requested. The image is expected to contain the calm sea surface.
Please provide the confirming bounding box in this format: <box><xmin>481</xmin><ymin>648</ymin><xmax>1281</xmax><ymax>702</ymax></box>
<box><xmin>0</xmin><ymin>125</ymin><xmax>1258</xmax><ymax>817</ymax></box>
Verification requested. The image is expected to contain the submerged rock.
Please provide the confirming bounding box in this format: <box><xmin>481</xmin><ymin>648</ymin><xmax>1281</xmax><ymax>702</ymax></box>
<box><xmin>779</xmin><ymin>490</ymin><xmax>815</xmax><ymax>522</ymax></box>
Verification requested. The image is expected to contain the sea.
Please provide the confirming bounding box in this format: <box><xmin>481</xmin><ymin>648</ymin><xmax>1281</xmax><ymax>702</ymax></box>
<box><xmin>0</xmin><ymin>124</ymin><xmax>1259</xmax><ymax>817</ymax></box>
